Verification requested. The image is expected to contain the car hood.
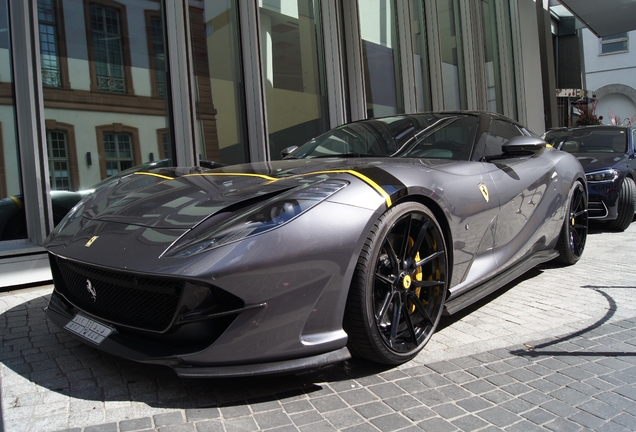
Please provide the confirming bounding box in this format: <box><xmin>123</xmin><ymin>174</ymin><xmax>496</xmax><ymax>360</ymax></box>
<box><xmin>572</xmin><ymin>153</ymin><xmax>627</xmax><ymax>172</ymax></box>
<box><xmin>52</xmin><ymin>157</ymin><xmax>460</xmax><ymax>234</ymax></box>
<box><xmin>68</xmin><ymin>160</ymin><xmax>383</xmax><ymax>230</ymax></box>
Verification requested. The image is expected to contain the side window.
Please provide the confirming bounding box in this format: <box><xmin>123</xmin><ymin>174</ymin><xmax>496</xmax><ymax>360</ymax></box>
<box><xmin>483</xmin><ymin>119</ymin><xmax>523</xmax><ymax>157</ymax></box>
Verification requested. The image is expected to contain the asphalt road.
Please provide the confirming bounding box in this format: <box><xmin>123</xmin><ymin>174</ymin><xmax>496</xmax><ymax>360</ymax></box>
<box><xmin>1</xmin><ymin>221</ymin><xmax>635</xmax><ymax>431</ymax></box>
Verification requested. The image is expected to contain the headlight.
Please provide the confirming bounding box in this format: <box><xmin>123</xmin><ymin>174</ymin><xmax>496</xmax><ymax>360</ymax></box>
<box><xmin>165</xmin><ymin>180</ymin><xmax>348</xmax><ymax>257</ymax></box>
<box><xmin>585</xmin><ymin>169</ymin><xmax>619</xmax><ymax>183</ymax></box>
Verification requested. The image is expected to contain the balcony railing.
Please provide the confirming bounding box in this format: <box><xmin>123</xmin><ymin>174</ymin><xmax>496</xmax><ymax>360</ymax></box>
<box><xmin>41</xmin><ymin>68</ymin><xmax>61</xmax><ymax>87</ymax></box>
<box><xmin>97</xmin><ymin>75</ymin><xmax>126</xmax><ymax>93</ymax></box>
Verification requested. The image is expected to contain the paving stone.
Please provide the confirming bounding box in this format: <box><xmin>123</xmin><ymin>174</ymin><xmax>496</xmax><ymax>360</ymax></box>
<box><xmin>369</xmin><ymin>413</ymin><xmax>412</xmax><ymax>432</ymax></box>
<box><xmin>476</xmin><ymin>406</ymin><xmax>522</xmax><ymax>427</ymax></box>
<box><xmin>253</xmin><ymin>409</ymin><xmax>292</xmax><ymax>429</ymax></box>
<box><xmin>417</xmin><ymin>416</ymin><xmax>460</xmax><ymax>432</ymax></box>
<box><xmin>290</xmin><ymin>410</ymin><xmax>325</xmax><ymax>427</ymax></box>
<box><xmin>119</xmin><ymin>417</ymin><xmax>153</xmax><ymax>431</ymax></box>
<box><xmin>310</xmin><ymin>394</ymin><xmax>348</xmax><ymax>413</ymax></box>
<box><xmin>451</xmin><ymin>414</ymin><xmax>489</xmax><ymax>431</ymax></box>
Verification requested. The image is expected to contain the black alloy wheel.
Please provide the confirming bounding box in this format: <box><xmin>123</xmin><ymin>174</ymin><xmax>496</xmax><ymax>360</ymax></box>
<box><xmin>345</xmin><ymin>202</ymin><xmax>448</xmax><ymax>365</ymax></box>
<box><xmin>556</xmin><ymin>180</ymin><xmax>588</xmax><ymax>265</ymax></box>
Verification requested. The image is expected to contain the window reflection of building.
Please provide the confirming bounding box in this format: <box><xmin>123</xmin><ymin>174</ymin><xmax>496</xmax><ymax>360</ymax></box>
<box><xmin>481</xmin><ymin>0</ymin><xmax>502</xmax><ymax>113</ymax></box>
<box><xmin>84</xmin><ymin>0</ymin><xmax>134</xmax><ymax>95</ymax></box>
<box><xmin>189</xmin><ymin>6</ymin><xmax>220</xmax><ymax>163</ymax></box>
<box><xmin>0</xmin><ymin>122</ymin><xmax>6</xmax><ymax>197</ymax></box>
<box><xmin>157</xmin><ymin>128</ymin><xmax>170</xmax><ymax>160</ymax></box>
<box><xmin>90</xmin><ymin>4</ymin><xmax>126</xmax><ymax>93</ymax></box>
<box><xmin>410</xmin><ymin>1</ymin><xmax>433</xmax><ymax>112</ymax></box>
<box><xmin>39</xmin><ymin>1</ymin><xmax>173</xmax><ymax>192</ymax></box>
<box><xmin>0</xmin><ymin>0</ymin><xmax>26</xmax><ymax>240</ymax></box>
<box><xmin>195</xmin><ymin>1</ymin><xmax>247</xmax><ymax>166</ymax></box>
<box><xmin>259</xmin><ymin>0</ymin><xmax>329</xmax><ymax>159</ymax></box>
<box><xmin>38</xmin><ymin>0</ymin><xmax>62</xmax><ymax>87</ymax></box>
<box><xmin>438</xmin><ymin>0</ymin><xmax>467</xmax><ymax>110</ymax></box>
<box><xmin>47</xmin><ymin>131</ymin><xmax>71</xmax><ymax>190</ymax></box>
<box><xmin>358</xmin><ymin>0</ymin><xmax>404</xmax><ymax>117</ymax></box>
<box><xmin>146</xmin><ymin>12</ymin><xmax>166</xmax><ymax>98</ymax></box>
<box><xmin>95</xmin><ymin>124</ymin><xmax>141</xmax><ymax>180</ymax></box>
<box><xmin>45</xmin><ymin>120</ymin><xmax>78</xmax><ymax>190</ymax></box>
<box><xmin>104</xmin><ymin>133</ymin><xmax>133</xmax><ymax>175</ymax></box>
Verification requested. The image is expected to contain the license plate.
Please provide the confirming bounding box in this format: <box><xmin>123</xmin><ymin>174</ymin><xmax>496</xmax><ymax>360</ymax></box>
<box><xmin>64</xmin><ymin>314</ymin><xmax>114</xmax><ymax>345</ymax></box>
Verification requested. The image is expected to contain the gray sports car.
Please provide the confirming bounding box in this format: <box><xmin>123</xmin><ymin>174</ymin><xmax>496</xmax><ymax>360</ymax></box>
<box><xmin>44</xmin><ymin>112</ymin><xmax>588</xmax><ymax>377</ymax></box>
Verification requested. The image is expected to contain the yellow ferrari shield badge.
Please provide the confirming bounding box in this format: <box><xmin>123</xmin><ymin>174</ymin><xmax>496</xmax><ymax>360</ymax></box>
<box><xmin>478</xmin><ymin>183</ymin><xmax>489</xmax><ymax>202</ymax></box>
<box><xmin>85</xmin><ymin>236</ymin><xmax>99</xmax><ymax>247</ymax></box>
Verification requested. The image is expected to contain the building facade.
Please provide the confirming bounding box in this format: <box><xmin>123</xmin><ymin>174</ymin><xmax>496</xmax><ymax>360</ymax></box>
<box><xmin>0</xmin><ymin>0</ymin><xmax>548</xmax><ymax>287</ymax></box>
<box><xmin>582</xmin><ymin>29</ymin><xmax>636</xmax><ymax>125</ymax></box>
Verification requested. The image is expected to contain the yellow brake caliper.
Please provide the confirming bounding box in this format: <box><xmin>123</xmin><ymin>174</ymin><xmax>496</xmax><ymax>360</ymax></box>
<box><xmin>408</xmin><ymin>238</ymin><xmax>440</xmax><ymax>314</ymax></box>
<box><xmin>408</xmin><ymin>237</ymin><xmax>423</xmax><ymax>314</ymax></box>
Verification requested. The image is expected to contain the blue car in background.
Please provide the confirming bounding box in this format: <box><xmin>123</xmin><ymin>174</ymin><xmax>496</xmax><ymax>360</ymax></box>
<box><xmin>544</xmin><ymin>125</ymin><xmax>636</xmax><ymax>231</ymax></box>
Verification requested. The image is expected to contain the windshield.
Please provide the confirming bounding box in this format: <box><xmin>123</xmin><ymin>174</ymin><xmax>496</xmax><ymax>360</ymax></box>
<box><xmin>545</xmin><ymin>128</ymin><xmax>627</xmax><ymax>154</ymax></box>
<box><xmin>287</xmin><ymin>113</ymin><xmax>478</xmax><ymax>160</ymax></box>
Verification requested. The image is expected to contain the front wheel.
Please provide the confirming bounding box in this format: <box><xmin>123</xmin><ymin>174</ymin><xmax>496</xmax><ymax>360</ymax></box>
<box><xmin>607</xmin><ymin>177</ymin><xmax>636</xmax><ymax>232</ymax></box>
<box><xmin>344</xmin><ymin>202</ymin><xmax>449</xmax><ymax>365</ymax></box>
<box><xmin>555</xmin><ymin>180</ymin><xmax>588</xmax><ymax>265</ymax></box>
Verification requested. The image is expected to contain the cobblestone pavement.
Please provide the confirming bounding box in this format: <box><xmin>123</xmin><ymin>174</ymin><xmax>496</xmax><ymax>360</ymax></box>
<box><xmin>1</xmin><ymin>222</ymin><xmax>635</xmax><ymax>432</ymax></box>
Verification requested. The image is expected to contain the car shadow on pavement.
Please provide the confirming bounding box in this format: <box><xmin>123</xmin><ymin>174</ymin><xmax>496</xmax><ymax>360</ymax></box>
<box><xmin>509</xmin><ymin>284</ymin><xmax>636</xmax><ymax>359</ymax></box>
<box><xmin>0</xmin><ymin>293</ymin><xmax>395</xmax><ymax>411</ymax></box>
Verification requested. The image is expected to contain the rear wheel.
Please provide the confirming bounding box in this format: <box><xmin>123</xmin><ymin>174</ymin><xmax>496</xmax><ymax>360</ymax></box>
<box><xmin>607</xmin><ymin>177</ymin><xmax>636</xmax><ymax>232</ymax></box>
<box><xmin>344</xmin><ymin>202</ymin><xmax>448</xmax><ymax>364</ymax></box>
<box><xmin>555</xmin><ymin>180</ymin><xmax>588</xmax><ymax>265</ymax></box>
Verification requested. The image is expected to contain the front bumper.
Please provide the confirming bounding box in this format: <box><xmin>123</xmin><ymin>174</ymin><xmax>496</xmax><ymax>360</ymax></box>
<box><xmin>587</xmin><ymin>181</ymin><xmax>620</xmax><ymax>220</ymax></box>
<box><xmin>46</xmin><ymin>290</ymin><xmax>351</xmax><ymax>377</ymax></box>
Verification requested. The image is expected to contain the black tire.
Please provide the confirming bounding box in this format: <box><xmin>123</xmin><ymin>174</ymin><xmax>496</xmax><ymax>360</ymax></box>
<box><xmin>555</xmin><ymin>180</ymin><xmax>588</xmax><ymax>265</ymax></box>
<box><xmin>607</xmin><ymin>177</ymin><xmax>636</xmax><ymax>232</ymax></box>
<box><xmin>344</xmin><ymin>202</ymin><xmax>448</xmax><ymax>365</ymax></box>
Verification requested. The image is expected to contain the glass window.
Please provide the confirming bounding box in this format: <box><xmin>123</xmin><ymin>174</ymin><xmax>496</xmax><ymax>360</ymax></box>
<box><xmin>38</xmin><ymin>0</ymin><xmax>61</xmax><ymax>88</ymax></box>
<box><xmin>437</xmin><ymin>0</ymin><xmax>466</xmax><ymax>110</ymax></box>
<box><xmin>358</xmin><ymin>0</ymin><xmax>404</xmax><ymax>117</ymax></box>
<box><xmin>189</xmin><ymin>1</ymin><xmax>248</xmax><ymax>165</ymax></box>
<box><xmin>148</xmin><ymin>15</ymin><xmax>166</xmax><ymax>98</ymax></box>
<box><xmin>47</xmin><ymin>130</ymin><xmax>71</xmax><ymax>190</ymax></box>
<box><xmin>0</xmin><ymin>0</ymin><xmax>26</xmax><ymax>240</ymax></box>
<box><xmin>260</xmin><ymin>0</ymin><xmax>330</xmax><ymax>159</ymax></box>
<box><xmin>481</xmin><ymin>0</ymin><xmax>502</xmax><ymax>113</ymax></box>
<box><xmin>410</xmin><ymin>0</ymin><xmax>432</xmax><ymax>112</ymax></box>
<box><xmin>90</xmin><ymin>4</ymin><xmax>126</xmax><ymax>93</ymax></box>
<box><xmin>601</xmin><ymin>33</ymin><xmax>628</xmax><ymax>54</ymax></box>
<box><xmin>104</xmin><ymin>133</ymin><xmax>133</xmax><ymax>176</ymax></box>
<box><xmin>40</xmin><ymin>0</ymin><xmax>172</xmax><ymax>199</ymax></box>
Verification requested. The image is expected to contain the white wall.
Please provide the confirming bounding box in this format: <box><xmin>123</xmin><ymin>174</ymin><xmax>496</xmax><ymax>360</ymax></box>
<box><xmin>583</xmin><ymin>29</ymin><xmax>636</xmax><ymax>124</ymax></box>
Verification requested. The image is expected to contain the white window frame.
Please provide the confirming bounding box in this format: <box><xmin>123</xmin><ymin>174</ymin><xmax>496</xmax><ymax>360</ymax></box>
<box><xmin>600</xmin><ymin>32</ymin><xmax>629</xmax><ymax>55</ymax></box>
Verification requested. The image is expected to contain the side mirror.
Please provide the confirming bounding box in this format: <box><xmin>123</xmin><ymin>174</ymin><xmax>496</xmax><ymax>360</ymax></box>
<box><xmin>502</xmin><ymin>136</ymin><xmax>547</xmax><ymax>156</ymax></box>
<box><xmin>280</xmin><ymin>146</ymin><xmax>299</xmax><ymax>158</ymax></box>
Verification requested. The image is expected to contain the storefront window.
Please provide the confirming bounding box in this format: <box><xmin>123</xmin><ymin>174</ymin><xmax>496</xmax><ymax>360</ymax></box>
<box><xmin>481</xmin><ymin>0</ymin><xmax>502</xmax><ymax>113</ymax></box>
<box><xmin>190</xmin><ymin>1</ymin><xmax>248</xmax><ymax>165</ymax></box>
<box><xmin>410</xmin><ymin>1</ymin><xmax>432</xmax><ymax>112</ymax></box>
<box><xmin>358</xmin><ymin>0</ymin><xmax>404</xmax><ymax>117</ymax></box>
<box><xmin>438</xmin><ymin>0</ymin><xmax>466</xmax><ymax>110</ymax></box>
<box><xmin>37</xmin><ymin>0</ymin><xmax>173</xmax><ymax>228</ymax></box>
<box><xmin>0</xmin><ymin>0</ymin><xmax>26</xmax><ymax>241</ymax></box>
<box><xmin>259</xmin><ymin>0</ymin><xmax>329</xmax><ymax>159</ymax></box>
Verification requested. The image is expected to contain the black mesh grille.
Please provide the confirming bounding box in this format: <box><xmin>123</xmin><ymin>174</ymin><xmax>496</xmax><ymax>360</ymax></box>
<box><xmin>54</xmin><ymin>257</ymin><xmax>183</xmax><ymax>332</ymax></box>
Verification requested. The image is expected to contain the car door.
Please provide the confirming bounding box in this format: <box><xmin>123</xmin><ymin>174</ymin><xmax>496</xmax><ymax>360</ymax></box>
<box><xmin>475</xmin><ymin>119</ymin><xmax>557</xmax><ymax>267</ymax></box>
